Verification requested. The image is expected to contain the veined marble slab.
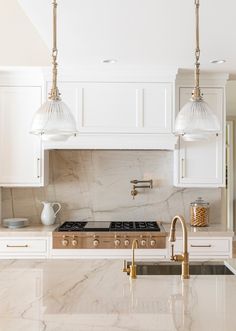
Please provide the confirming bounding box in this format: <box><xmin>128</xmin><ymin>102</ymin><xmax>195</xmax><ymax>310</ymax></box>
<box><xmin>162</xmin><ymin>223</ymin><xmax>234</xmax><ymax>237</ymax></box>
<box><xmin>0</xmin><ymin>259</ymin><xmax>236</xmax><ymax>331</ymax></box>
<box><xmin>1</xmin><ymin>150</ymin><xmax>222</xmax><ymax>225</ymax></box>
<box><xmin>0</xmin><ymin>224</ymin><xmax>57</xmax><ymax>237</ymax></box>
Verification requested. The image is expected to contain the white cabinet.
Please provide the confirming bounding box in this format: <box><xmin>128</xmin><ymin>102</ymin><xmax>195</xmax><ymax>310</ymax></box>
<box><xmin>169</xmin><ymin>236</ymin><xmax>232</xmax><ymax>259</ymax></box>
<box><xmin>56</xmin><ymin>82</ymin><xmax>172</xmax><ymax>133</ymax></box>
<box><xmin>174</xmin><ymin>87</ymin><xmax>225</xmax><ymax>187</ymax></box>
<box><xmin>43</xmin><ymin>81</ymin><xmax>177</xmax><ymax>150</ymax></box>
<box><xmin>0</xmin><ymin>237</ymin><xmax>49</xmax><ymax>258</ymax></box>
<box><xmin>0</xmin><ymin>85</ymin><xmax>48</xmax><ymax>187</ymax></box>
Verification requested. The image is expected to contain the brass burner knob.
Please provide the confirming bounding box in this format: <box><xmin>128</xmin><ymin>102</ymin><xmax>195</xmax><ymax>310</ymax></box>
<box><xmin>72</xmin><ymin>239</ymin><xmax>78</xmax><ymax>246</ymax></box>
<box><xmin>150</xmin><ymin>239</ymin><xmax>156</xmax><ymax>247</ymax></box>
<box><xmin>141</xmin><ymin>239</ymin><xmax>146</xmax><ymax>246</ymax></box>
<box><xmin>93</xmin><ymin>239</ymin><xmax>99</xmax><ymax>247</ymax></box>
<box><xmin>114</xmin><ymin>239</ymin><xmax>121</xmax><ymax>247</ymax></box>
<box><xmin>62</xmin><ymin>239</ymin><xmax>69</xmax><ymax>247</ymax></box>
<box><xmin>124</xmin><ymin>239</ymin><xmax>130</xmax><ymax>246</ymax></box>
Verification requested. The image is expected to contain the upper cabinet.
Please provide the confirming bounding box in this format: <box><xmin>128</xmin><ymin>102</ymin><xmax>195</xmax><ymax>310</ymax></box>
<box><xmin>0</xmin><ymin>71</ymin><xmax>48</xmax><ymax>187</ymax></box>
<box><xmin>43</xmin><ymin>78</ymin><xmax>177</xmax><ymax>150</ymax></box>
<box><xmin>73</xmin><ymin>82</ymin><xmax>172</xmax><ymax>133</ymax></box>
<box><xmin>174</xmin><ymin>73</ymin><xmax>228</xmax><ymax>188</ymax></box>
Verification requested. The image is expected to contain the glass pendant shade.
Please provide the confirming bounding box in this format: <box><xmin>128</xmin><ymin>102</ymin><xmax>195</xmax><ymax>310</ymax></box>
<box><xmin>175</xmin><ymin>98</ymin><xmax>220</xmax><ymax>141</ymax></box>
<box><xmin>30</xmin><ymin>99</ymin><xmax>77</xmax><ymax>141</ymax></box>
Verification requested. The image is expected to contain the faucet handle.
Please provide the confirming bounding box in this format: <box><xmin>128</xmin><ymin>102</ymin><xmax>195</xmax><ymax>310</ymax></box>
<box><xmin>122</xmin><ymin>260</ymin><xmax>129</xmax><ymax>272</ymax></box>
<box><xmin>170</xmin><ymin>244</ymin><xmax>175</xmax><ymax>261</ymax></box>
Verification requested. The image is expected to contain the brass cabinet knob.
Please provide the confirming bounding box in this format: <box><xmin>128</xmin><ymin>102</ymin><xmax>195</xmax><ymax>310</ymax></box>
<box><xmin>124</xmin><ymin>239</ymin><xmax>130</xmax><ymax>246</ymax></box>
<box><xmin>93</xmin><ymin>239</ymin><xmax>99</xmax><ymax>247</ymax></box>
<box><xmin>114</xmin><ymin>239</ymin><xmax>121</xmax><ymax>247</ymax></box>
<box><xmin>72</xmin><ymin>239</ymin><xmax>78</xmax><ymax>246</ymax></box>
<box><xmin>150</xmin><ymin>239</ymin><xmax>156</xmax><ymax>247</ymax></box>
<box><xmin>62</xmin><ymin>239</ymin><xmax>69</xmax><ymax>247</ymax></box>
<box><xmin>141</xmin><ymin>239</ymin><xmax>146</xmax><ymax>246</ymax></box>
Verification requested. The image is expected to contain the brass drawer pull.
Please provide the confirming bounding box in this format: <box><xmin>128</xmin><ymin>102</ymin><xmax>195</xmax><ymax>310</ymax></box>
<box><xmin>6</xmin><ymin>244</ymin><xmax>29</xmax><ymax>248</ymax></box>
<box><xmin>190</xmin><ymin>244</ymin><xmax>212</xmax><ymax>248</ymax></box>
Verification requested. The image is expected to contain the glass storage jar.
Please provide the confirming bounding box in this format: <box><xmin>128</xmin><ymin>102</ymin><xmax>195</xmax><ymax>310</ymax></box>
<box><xmin>190</xmin><ymin>197</ymin><xmax>209</xmax><ymax>227</ymax></box>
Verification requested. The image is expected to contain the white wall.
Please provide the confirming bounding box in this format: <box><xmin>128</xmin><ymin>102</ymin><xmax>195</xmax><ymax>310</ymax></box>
<box><xmin>0</xmin><ymin>0</ymin><xmax>49</xmax><ymax>66</ymax></box>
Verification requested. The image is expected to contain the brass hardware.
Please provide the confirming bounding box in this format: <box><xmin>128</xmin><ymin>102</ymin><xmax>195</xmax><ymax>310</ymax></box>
<box><xmin>72</xmin><ymin>236</ymin><xmax>78</xmax><ymax>246</ymax></box>
<box><xmin>130</xmin><ymin>179</ymin><xmax>153</xmax><ymax>199</ymax></box>
<box><xmin>122</xmin><ymin>239</ymin><xmax>138</xmax><ymax>279</ymax></box>
<box><xmin>150</xmin><ymin>239</ymin><xmax>156</xmax><ymax>247</ymax></box>
<box><xmin>52</xmin><ymin>230</ymin><xmax>166</xmax><ymax>249</ymax></box>
<box><xmin>140</xmin><ymin>239</ymin><xmax>146</xmax><ymax>247</ymax></box>
<box><xmin>124</xmin><ymin>239</ymin><xmax>130</xmax><ymax>246</ymax></box>
<box><xmin>114</xmin><ymin>239</ymin><xmax>121</xmax><ymax>247</ymax></box>
<box><xmin>181</xmin><ymin>158</ymin><xmax>185</xmax><ymax>179</ymax></box>
<box><xmin>93</xmin><ymin>239</ymin><xmax>99</xmax><ymax>247</ymax></box>
<box><xmin>169</xmin><ymin>215</ymin><xmax>190</xmax><ymax>280</ymax></box>
<box><xmin>191</xmin><ymin>0</ymin><xmax>201</xmax><ymax>101</ymax></box>
<box><xmin>190</xmin><ymin>244</ymin><xmax>211</xmax><ymax>248</ymax></box>
<box><xmin>6</xmin><ymin>244</ymin><xmax>29</xmax><ymax>248</ymax></box>
<box><xmin>49</xmin><ymin>0</ymin><xmax>61</xmax><ymax>101</ymax></box>
<box><xmin>37</xmin><ymin>158</ymin><xmax>41</xmax><ymax>178</ymax></box>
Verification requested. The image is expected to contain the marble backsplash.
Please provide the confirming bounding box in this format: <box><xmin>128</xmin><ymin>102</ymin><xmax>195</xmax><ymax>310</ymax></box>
<box><xmin>1</xmin><ymin>150</ymin><xmax>222</xmax><ymax>224</ymax></box>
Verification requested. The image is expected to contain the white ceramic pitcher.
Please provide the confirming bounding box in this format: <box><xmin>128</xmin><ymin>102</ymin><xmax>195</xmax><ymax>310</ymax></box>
<box><xmin>41</xmin><ymin>201</ymin><xmax>61</xmax><ymax>226</ymax></box>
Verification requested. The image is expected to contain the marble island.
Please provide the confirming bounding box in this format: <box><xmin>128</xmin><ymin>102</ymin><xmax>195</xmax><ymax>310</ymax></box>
<box><xmin>1</xmin><ymin>259</ymin><xmax>236</xmax><ymax>331</ymax></box>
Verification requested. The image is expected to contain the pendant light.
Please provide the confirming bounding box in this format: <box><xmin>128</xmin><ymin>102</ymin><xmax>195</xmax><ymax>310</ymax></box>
<box><xmin>30</xmin><ymin>0</ymin><xmax>77</xmax><ymax>141</ymax></box>
<box><xmin>174</xmin><ymin>0</ymin><xmax>220</xmax><ymax>141</ymax></box>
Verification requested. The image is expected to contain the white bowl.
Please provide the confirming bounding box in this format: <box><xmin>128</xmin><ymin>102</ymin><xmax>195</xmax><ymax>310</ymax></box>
<box><xmin>2</xmin><ymin>218</ymin><xmax>30</xmax><ymax>229</ymax></box>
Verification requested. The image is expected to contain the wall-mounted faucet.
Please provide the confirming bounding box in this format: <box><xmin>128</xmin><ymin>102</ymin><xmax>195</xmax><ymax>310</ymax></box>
<box><xmin>130</xmin><ymin>179</ymin><xmax>153</xmax><ymax>199</ymax></box>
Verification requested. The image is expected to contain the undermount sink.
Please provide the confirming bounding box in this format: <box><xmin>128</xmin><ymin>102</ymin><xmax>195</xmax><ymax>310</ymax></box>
<box><xmin>126</xmin><ymin>261</ymin><xmax>235</xmax><ymax>276</ymax></box>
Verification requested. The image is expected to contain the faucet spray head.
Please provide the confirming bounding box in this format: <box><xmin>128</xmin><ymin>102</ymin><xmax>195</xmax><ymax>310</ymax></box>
<box><xmin>168</xmin><ymin>228</ymin><xmax>176</xmax><ymax>243</ymax></box>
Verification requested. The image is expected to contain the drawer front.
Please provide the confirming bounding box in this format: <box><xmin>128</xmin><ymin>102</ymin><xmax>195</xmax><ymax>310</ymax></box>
<box><xmin>0</xmin><ymin>238</ymin><xmax>47</xmax><ymax>254</ymax></box>
<box><xmin>174</xmin><ymin>238</ymin><xmax>230</xmax><ymax>254</ymax></box>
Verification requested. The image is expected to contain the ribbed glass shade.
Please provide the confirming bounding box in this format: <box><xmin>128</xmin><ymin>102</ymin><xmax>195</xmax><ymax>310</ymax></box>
<box><xmin>174</xmin><ymin>99</ymin><xmax>220</xmax><ymax>141</ymax></box>
<box><xmin>30</xmin><ymin>99</ymin><xmax>77</xmax><ymax>141</ymax></box>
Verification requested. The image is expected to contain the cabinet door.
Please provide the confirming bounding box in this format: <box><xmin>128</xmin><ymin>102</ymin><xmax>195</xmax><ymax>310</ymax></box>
<box><xmin>56</xmin><ymin>82</ymin><xmax>172</xmax><ymax>133</ymax></box>
<box><xmin>174</xmin><ymin>87</ymin><xmax>225</xmax><ymax>187</ymax></box>
<box><xmin>0</xmin><ymin>86</ymin><xmax>43</xmax><ymax>186</ymax></box>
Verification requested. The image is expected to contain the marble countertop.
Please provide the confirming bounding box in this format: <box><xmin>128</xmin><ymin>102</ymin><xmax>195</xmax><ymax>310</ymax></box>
<box><xmin>0</xmin><ymin>222</ymin><xmax>233</xmax><ymax>238</ymax></box>
<box><xmin>0</xmin><ymin>224</ymin><xmax>58</xmax><ymax>236</ymax></box>
<box><xmin>1</xmin><ymin>258</ymin><xmax>236</xmax><ymax>331</ymax></box>
<box><xmin>162</xmin><ymin>223</ymin><xmax>234</xmax><ymax>237</ymax></box>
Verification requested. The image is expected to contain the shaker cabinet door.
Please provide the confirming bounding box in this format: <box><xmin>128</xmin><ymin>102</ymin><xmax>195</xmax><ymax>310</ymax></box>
<box><xmin>56</xmin><ymin>82</ymin><xmax>173</xmax><ymax>133</ymax></box>
<box><xmin>0</xmin><ymin>86</ymin><xmax>44</xmax><ymax>186</ymax></box>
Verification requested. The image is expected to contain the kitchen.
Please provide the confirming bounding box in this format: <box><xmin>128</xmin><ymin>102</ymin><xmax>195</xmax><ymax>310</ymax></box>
<box><xmin>0</xmin><ymin>0</ymin><xmax>236</xmax><ymax>330</ymax></box>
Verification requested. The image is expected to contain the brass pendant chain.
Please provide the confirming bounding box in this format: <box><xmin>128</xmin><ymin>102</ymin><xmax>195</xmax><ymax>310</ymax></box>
<box><xmin>49</xmin><ymin>0</ymin><xmax>61</xmax><ymax>101</ymax></box>
<box><xmin>192</xmin><ymin>0</ymin><xmax>201</xmax><ymax>100</ymax></box>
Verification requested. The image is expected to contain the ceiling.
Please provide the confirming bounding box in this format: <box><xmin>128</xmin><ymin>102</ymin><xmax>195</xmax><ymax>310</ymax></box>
<box><xmin>18</xmin><ymin>0</ymin><xmax>236</xmax><ymax>77</ymax></box>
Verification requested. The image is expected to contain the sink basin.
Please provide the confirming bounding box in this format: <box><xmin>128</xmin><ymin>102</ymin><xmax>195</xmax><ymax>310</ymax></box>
<box><xmin>126</xmin><ymin>261</ymin><xmax>234</xmax><ymax>275</ymax></box>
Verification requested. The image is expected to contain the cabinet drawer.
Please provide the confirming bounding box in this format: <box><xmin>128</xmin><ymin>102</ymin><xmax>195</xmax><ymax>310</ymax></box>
<box><xmin>0</xmin><ymin>238</ymin><xmax>47</xmax><ymax>254</ymax></box>
<box><xmin>175</xmin><ymin>238</ymin><xmax>230</xmax><ymax>254</ymax></box>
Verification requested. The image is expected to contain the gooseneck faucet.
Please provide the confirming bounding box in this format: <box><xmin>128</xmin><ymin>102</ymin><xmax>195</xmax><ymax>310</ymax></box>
<box><xmin>169</xmin><ymin>215</ymin><xmax>190</xmax><ymax>279</ymax></box>
<box><xmin>123</xmin><ymin>239</ymin><xmax>138</xmax><ymax>279</ymax></box>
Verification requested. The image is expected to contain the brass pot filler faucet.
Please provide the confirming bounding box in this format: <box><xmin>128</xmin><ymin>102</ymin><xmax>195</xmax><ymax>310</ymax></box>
<box><xmin>130</xmin><ymin>179</ymin><xmax>153</xmax><ymax>199</ymax></box>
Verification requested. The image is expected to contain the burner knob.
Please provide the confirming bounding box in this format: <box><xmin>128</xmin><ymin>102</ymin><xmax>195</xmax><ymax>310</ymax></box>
<box><xmin>141</xmin><ymin>239</ymin><xmax>147</xmax><ymax>247</ymax></box>
<box><xmin>124</xmin><ymin>239</ymin><xmax>130</xmax><ymax>247</ymax></box>
<box><xmin>150</xmin><ymin>239</ymin><xmax>156</xmax><ymax>247</ymax></box>
<box><xmin>114</xmin><ymin>239</ymin><xmax>121</xmax><ymax>247</ymax></box>
<box><xmin>93</xmin><ymin>239</ymin><xmax>99</xmax><ymax>247</ymax></box>
<box><xmin>72</xmin><ymin>239</ymin><xmax>78</xmax><ymax>247</ymax></box>
<box><xmin>62</xmin><ymin>238</ymin><xmax>69</xmax><ymax>247</ymax></box>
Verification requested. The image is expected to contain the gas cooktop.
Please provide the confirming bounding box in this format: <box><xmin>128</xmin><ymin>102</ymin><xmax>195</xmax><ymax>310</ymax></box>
<box><xmin>57</xmin><ymin>221</ymin><xmax>161</xmax><ymax>232</ymax></box>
